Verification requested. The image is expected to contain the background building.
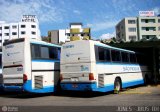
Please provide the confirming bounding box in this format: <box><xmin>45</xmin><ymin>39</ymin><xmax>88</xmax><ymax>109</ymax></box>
<box><xmin>48</xmin><ymin>23</ymin><xmax>91</xmax><ymax>44</ymax></box>
<box><xmin>116</xmin><ymin>15</ymin><xmax>160</xmax><ymax>42</ymax></box>
<box><xmin>0</xmin><ymin>15</ymin><xmax>41</xmax><ymax>47</ymax></box>
<box><xmin>138</xmin><ymin>16</ymin><xmax>160</xmax><ymax>40</ymax></box>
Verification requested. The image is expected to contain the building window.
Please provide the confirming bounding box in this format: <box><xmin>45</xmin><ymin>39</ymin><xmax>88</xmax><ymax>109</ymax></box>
<box><xmin>31</xmin><ymin>25</ymin><xmax>36</xmax><ymax>28</ymax></box>
<box><xmin>150</xmin><ymin>27</ymin><xmax>156</xmax><ymax>31</ymax></box>
<box><xmin>31</xmin><ymin>31</ymin><xmax>36</xmax><ymax>35</ymax></box>
<box><xmin>12</xmin><ymin>25</ymin><xmax>17</xmax><ymax>29</ymax></box>
<box><xmin>159</xmin><ymin>27</ymin><xmax>160</xmax><ymax>31</ymax></box>
<box><xmin>81</xmin><ymin>34</ymin><xmax>84</xmax><ymax>36</ymax></box>
<box><xmin>158</xmin><ymin>19</ymin><xmax>160</xmax><ymax>23</ymax></box>
<box><xmin>21</xmin><ymin>25</ymin><xmax>26</xmax><ymax>28</ymax></box>
<box><xmin>0</xmin><ymin>27</ymin><xmax>2</xmax><ymax>30</ymax></box>
<box><xmin>12</xmin><ymin>32</ymin><xmax>17</xmax><ymax>35</ymax></box>
<box><xmin>142</xmin><ymin>27</ymin><xmax>156</xmax><ymax>31</ymax></box>
<box><xmin>122</xmin><ymin>34</ymin><xmax>124</xmax><ymax>37</ymax></box>
<box><xmin>128</xmin><ymin>27</ymin><xmax>136</xmax><ymax>32</ymax></box>
<box><xmin>0</xmin><ymin>33</ymin><xmax>2</xmax><ymax>36</ymax></box>
<box><xmin>121</xmin><ymin>26</ymin><xmax>123</xmax><ymax>29</ymax></box>
<box><xmin>142</xmin><ymin>35</ymin><xmax>156</xmax><ymax>39</ymax></box>
<box><xmin>4</xmin><ymin>39</ymin><xmax>9</xmax><ymax>42</ymax></box>
<box><xmin>66</xmin><ymin>33</ymin><xmax>70</xmax><ymax>36</ymax></box>
<box><xmin>4</xmin><ymin>33</ymin><xmax>9</xmax><ymax>36</ymax></box>
<box><xmin>4</xmin><ymin>26</ymin><xmax>9</xmax><ymax>29</ymax></box>
<box><xmin>146</xmin><ymin>27</ymin><xmax>149</xmax><ymax>31</ymax></box>
<box><xmin>21</xmin><ymin>31</ymin><xmax>25</xmax><ymax>35</ymax></box>
<box><xmin>141</xmin><ymin>19</ymin><xmax>155</xmax><ymax>23</ymax></box>
<box><xmin>129</xmin><ymin>36</ymin><xmax>136</xmax><ymax>41</ymax></box>
<box><xmin>142</xmin><ymin>27</ymin><xmax>145</xmax><ymax>31</ymax></box>
<box><xmin>128</xmin><ymin>20</ymin><xmax>136</xmax><ymax>24</ymax></box>
<box><xmin>148</xmin><ymin>19</ymin><xmax>155</xmax><ymax>23</ymax></box>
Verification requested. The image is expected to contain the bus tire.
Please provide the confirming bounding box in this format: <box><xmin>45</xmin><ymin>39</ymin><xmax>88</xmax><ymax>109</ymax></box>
<box><xmin>114</xmin><ymin>78</ymin><xmax>121</xmax><ymax>94</ymax></box>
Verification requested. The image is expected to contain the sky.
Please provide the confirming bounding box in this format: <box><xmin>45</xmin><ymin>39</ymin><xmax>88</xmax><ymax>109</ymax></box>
<box><xmin>0</xmin><ymin>0</ymin><xmax>160</xmax><ymax>40</ymax></box>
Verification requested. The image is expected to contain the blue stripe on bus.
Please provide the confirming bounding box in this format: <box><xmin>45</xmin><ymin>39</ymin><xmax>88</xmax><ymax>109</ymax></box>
<box><xmin>122</xmin><ymin>79</ymin><xmax>144</xmax><ymax>88</ymax></box>
<box><xmin>3</xmin><ymin>80</ymin><xmax>56</xmax><ymax>93</ymax></box>
<box><xmin>23</xmin><ymin>80</ymin><xmax>55</xmax><ymax>93</ymax></box>
<box><xmin>61</xmin><ymin>83</ymin><xmax>114</xmax><ymax>92</ymax></box>
<box><xmin>61</xmin><ymin>79</ymin><xmax>144</xmax><ymax>92</ymax></box>
<box><xmin>92</xmin><ymin>84</ymin><xmax>114</xmax><ymax>92</ymax></box>
<box><xmin>32</xmin><ymin>59</ymin><xmax>60</xmax><ymax>62</ymax></box>
<box><xmin>31</xmin><ymin>41</ymin><xmax>61</xmax><ymax>48</ymax></box>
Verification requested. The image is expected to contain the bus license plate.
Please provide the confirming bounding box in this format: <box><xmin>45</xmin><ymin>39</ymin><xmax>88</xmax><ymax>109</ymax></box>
<box><xmin>72</xmin><ymin>84</ymin><xmax>78</xmax><ymax>88</ymax></box>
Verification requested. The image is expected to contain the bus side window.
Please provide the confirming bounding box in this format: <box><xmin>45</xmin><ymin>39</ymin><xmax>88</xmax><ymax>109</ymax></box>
<box><xmin>57</xmin><ymin>48</ymin><xmax>61</xmax><ymax>60</ymax></box>
<box><xmin>111</xmin><ymin>50</ymin><xmax>121</xmax><ymax>62</ymax></box>
<box><xmin>0</xmin><ymin>54</ymin><xmax>1</xmax><ymax>68</ymax></box>
<box><xmin>98</xmin><ymin>47</ymin><xmax>105</xmax><ymax>61</ymax></box>
<box><xmin>105</xmin><ymin>49</ymin><xmax>111</xmax><ymax>62</ymax></box>
<box><xmin>41</xmin><ymin>46</ymin><xmax>49</xmax><ymax>59</ymax></box>
<box><xmin>31</xmin><ymin>44</ymin><xmax>40</xmax><ymax>59</ymax></box>
<box><xmin>130</xmin><ymin>53</ymin><xmax>137</xmax><ymax>63</ymax></box>
<box><xmin>49</xmin><ymin>47</ymin><xmax>57</xmax><ymax>60</ymax></box>
<box><xmin>121</xmin><ymin>52</ymin><xmax>129</xmax><ymax>63</ymax></box>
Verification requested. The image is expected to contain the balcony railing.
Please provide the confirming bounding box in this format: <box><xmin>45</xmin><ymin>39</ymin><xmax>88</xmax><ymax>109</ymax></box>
<box><xmin>83</xmin><ymin>36</ymin><xmax>90</xmax><ymax>40</ymax></box>
<box><xmin>70</xmin><ymin>28</ymin><xmax>80</xmax><ymax>33</ymax></box>
<box><xmin>70</xmin><ymin>36</ymin><xmax>80</xmax><ymax>41</ymax></box>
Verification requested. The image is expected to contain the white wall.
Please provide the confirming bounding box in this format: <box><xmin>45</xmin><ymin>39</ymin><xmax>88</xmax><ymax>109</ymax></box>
<box><xmin>58</xmin><ymin>29</ymin><xmax>68</xmax><ymax>43</ymax></box>
<box><xmin>18</xmin><ymin>22</ymin><xmax>40</xmax><ymax>39</ymax></box>
<box><xmin>0</xmin><ymin>21</ymin><xmax>41</xmax><ymax>47</ymax></box>
<box><xmin>70</xmin><ymin>24</ymin><xmax>82</xmax><ymax>29</ymax></box>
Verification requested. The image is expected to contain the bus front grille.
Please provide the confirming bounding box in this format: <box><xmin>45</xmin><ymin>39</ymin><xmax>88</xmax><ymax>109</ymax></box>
<box><xmin>34</xmin><ymin>76</ymin><xmax>43</xmax><ymax>89</ymax></box>
<box><xmin>98</xmin><ymin>74</ymin><xmax>104</xmax><ymax>87</ymax></box>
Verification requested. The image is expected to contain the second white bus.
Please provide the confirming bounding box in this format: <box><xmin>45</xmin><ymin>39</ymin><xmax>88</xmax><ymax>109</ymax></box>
<box><xmin>2</xmin><ymin>38</ymin><xmax>61</xmax><ymax>93</ymax></box>
<box><xmin>60</xmin><ymin>40</ymin><xmax>150</xmax><ymax>93</ymax></box>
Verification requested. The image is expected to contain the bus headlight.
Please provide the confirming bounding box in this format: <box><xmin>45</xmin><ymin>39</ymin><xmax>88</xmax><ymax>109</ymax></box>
<box><xmin>23</xmin><ymin>74</ymin><xmax>28</xmax><ymax>83</ymax></box>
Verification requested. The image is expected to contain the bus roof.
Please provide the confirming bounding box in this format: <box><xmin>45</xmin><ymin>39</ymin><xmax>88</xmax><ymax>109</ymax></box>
<box><xmin>3</xmin><ymin>38</ymin><xmax>61</xmax><ymax>48</ymax></box>
<box><xmin>94</xmin><ymin>41</ymin><xmax>135</xmax><ymax>53</ymax></box>
<box><xmin>64</xmin><ymin>40</ymin><xmax>135</xmax><ymax>53</ymax></box>
<box><xmin>30</xmin><ymin>39</ymin><xmax>61</xmax><ymax>48</ymax></box>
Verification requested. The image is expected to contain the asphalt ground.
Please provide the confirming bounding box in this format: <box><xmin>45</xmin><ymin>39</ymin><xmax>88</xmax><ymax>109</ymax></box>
<box><xmin>0</xmin><ymin>84</ymin><xmax>160</xmax><ymax>112</ymax></box>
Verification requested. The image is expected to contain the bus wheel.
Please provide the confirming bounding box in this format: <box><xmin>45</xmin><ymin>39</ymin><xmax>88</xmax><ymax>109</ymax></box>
<box><xmin>114</xmin><ymin>78</ymin><xmax>121</xmax><ymax>94</ymax></box>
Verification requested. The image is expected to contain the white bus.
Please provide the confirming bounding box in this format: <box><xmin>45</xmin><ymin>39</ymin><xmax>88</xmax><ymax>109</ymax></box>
<box><xmin>2</xmin><ymin>38</ymin><xmax>61</xmax><ymax>93</ymax></box>
<box><xmin>60</xmin><ymin>40</ymin><xmax>150</xmax><ymax>93</ymax></box>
